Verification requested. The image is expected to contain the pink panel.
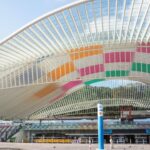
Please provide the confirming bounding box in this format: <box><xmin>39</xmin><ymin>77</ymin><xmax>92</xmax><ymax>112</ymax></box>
<box><xmin>110</xmin><ymin>52</ymin><xmax>115</xmax><ymax>62</ymax></box>
<box><xmin>85</xmin><ymin>67</ymin><xmax>90</xmax><ymax>75</ymax></box>
<box><xmin>90</xmin><ymin>65</ymin><xmax>95</xmax><ymax>73</ymax></box>
<box><xmin>126</xmin><ymin>52</ymin><xmax>132</xmax><ymax>62</ymax></box>
<box><xmin>79</xmin><ymin>64</ymin><xmax>104</xmax><ymax>76</ymax></box>
<box><xmin>138</xmin><ymin>42</ymin><xmax>150</xmax><ymax>46</ymax></box>
<box><xmin>105</xmin><ymin>53</ymin><xmax>109</xmax><ymax>63</ymax></box>
<box><xmin>105</xmin><ymin>52</ymin><xmax>134</xmax><ymax>63</ymax></box>
<box><xmin>62</xmin><ymin>80</ymin><xmax>82</xmax><ymax>91</ymax></box>
<box><xmin>136</xmin><ymin>47</ymin><xmax>140</xmax><ymax>52</ymax></box>
<box><xmin>96</xmin><ymin>64</ymin><xmax>104</xmax><ymax>72</ymax></box>
<box><xmin>137</xmin><ymin>45</ymin><xmax>150</xmax><ymax>53</ymax></box>
<box><xmin>115</xmin><ymin>52</ymin><xmax>120</xmax><ymax>62</ymax></box>
<box><xmin>147</xmin><ymin>47</ymin><xmax>150</xmax><ymax>53</ymax></box>
<box><xmin>121</xmin><ymin>52</ymin><xmax>125</xmax><ymax>62</ymax></box>
<box><xmin>141</xmin><ymin>47</ymin><xmax>146</xmax><ymax>53</ymax></box>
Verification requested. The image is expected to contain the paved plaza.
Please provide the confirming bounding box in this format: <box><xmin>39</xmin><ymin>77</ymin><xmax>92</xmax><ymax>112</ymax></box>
<box><xmin>0</xmin><ymin>143</ymin><xmax>149</xmax><ymax>150</ymax></box>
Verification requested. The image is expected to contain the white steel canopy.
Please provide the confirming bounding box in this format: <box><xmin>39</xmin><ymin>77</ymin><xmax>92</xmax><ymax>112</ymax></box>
<box><xmin>0</xmin><ymin>0</ymin><xmax>150</xmax><ymax>120</ymax></box>
<box><xmin>0</xmin><ymin>0</ymin><xmax>150</xmax><ymax>69</ymax></box>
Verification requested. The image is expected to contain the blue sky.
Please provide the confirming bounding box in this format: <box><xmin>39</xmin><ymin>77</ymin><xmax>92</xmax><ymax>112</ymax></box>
<box><xmin>0</xmin><ymin>0</ymin><xmax>77</xmax><ymax>41</ymax></box>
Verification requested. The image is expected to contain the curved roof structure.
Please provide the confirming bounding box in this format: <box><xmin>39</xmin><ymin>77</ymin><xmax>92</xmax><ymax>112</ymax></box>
<box><xmin>0</xmin><ymin>0</ymin><xmax>149</xmax><ymax>120</ymax></box>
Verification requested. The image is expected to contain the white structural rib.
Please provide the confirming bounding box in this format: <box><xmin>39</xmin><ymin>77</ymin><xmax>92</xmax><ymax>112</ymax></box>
<box><xmin>62</xmin><ymin>11</ymin><xmax>79</xmax><ymax>48</ymax></box>
<box><xmin>12</xmin><ymin>37</ymin><xmax>39</xmax><ymax>57</ymax></box>
<box><xmin>36</xmin><ymin>22</ymin><xmax>63</xmax><ymax>54</ymax></box>
<box><xmin>35</xmin><ymin>23</ymin><xmax>62</xmax><ymax>53</ymax></box>
<box><xmin>76</xmin><ymin>7</ymin><xmax>89</xmax><ymax>45</ymax></box>
<box><xmin>17</xmin><ymin>33</ymin><xmax>45</xmax><ymax>56</ymax></box>
<box><xmin>113</xmin><ymin>0</ymin><xmax>118</xmax><ymax>44</ymax></box>
<box><xmin>141</xmin><ymin>21</ymin><xmax>150</xmax><ymax>43</ymax></box>
<box><xmin>119</xmin><ymin>0</ymin><xmax>126</xmax><ymax>43</ymax></box>
<box><xmin>47</xmin><ymin>17</ymin><xmax>70</xmax><ymax>51</ymax></box>
<box><xmin>100</xmin><ymin>0</ymin><xmax>104</xmax><ymax>44</ymax></box>
<box><xmin>0</xmin><ymin>47</ymin><xmax>26</xmax><ymax>63</ymax></box>
<box><xmin>146</xmin><ymin>34</ymin><xmax>150</xmax><ymax>42</ymax></box>
<box><xmin>69</xmin><ymin>9</ymin><xmax>84</xmax><ymax>47</ymax></box>
<box><xmin>54</xmin><ymin>14</ymin><xmax>74</xmax><ymax>49</ymax></box>
<box><xmin>108</xmin><ymin>0</ymin><xmax>110</xmax><ymax>44</ymax></box>
<box><xmin>135</xmin><ymin>3</ymin><xmax>150</xmax><ymax>43</ymax></box>
<box><xmin>124</xmin><ymin>0</ymin><xmax>135</xmax><ymax>44</ymax></box>
<box><xmin>0</xmin><ymin>51</ymin><xmax>21</xmax><ymax>64</ymax></box>
<box><xmin>85</xmin><ymin>3</ymin><xmax>94</xmax><ymax>43</ymax></box>
<box><xmin>130</xmin><ymin>0</ymin><xmax>143</xmax><ymax>43</ymax></box>
<box><xmin>92</xmin><ymin>0</ymin><xmax>98</xmax><ymax>42</ymax></box>
<box><xmin>29</xmin><ymin>26</ymin><xmax>52</xmax><ymax>54</ymax></box>
<box><xmin>2</xmin><ymin>43</ymin><xmax>31</xmax><ymax>59</ymax></box>
<box><xmin>23</xmin><ymin>30</ymin><xmax>48</xmax><ymax>56</ymax></box>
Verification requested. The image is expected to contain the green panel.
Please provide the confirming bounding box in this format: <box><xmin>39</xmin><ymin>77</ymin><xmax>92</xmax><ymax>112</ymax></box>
<box><xmin>111</xmin><ymin>71</ymin><xmax>115</xmax><ymax>77</ymax></box>
<box><xmin>106</xmin><ymin>70</ymin><xmax>129</xmax><ymax>77</ymax></box>
<box><xmin>106</xmin><ymin>71</ymin><xmax>111</xmax><ymax>77</ymax></box>
<box><xmin>132</xmin><ymin>62</ymin><xmax>150</xmax><ymax>73</ymax></box>
<box><xmin>84</xmin><ymin>79</ymin><xmax>105</xmax><ymax>85</ymax></box>
<box><xmin>142</xmin><ymin>63</ymin><xmax>146</xmax><ymax>72</ymax></box>
<box><xmin>137</xmin><ymin>63</ymin><xmax>142</xmax><ymax>71</ymax></box>
<box><xmin>148</xmin><ymin>64</ymin><xmax>150</xmax><ymax>73</ymax></box>
<box><xmin>116</xmin><ymin>71</ymin><xmax>121</xmax><ymax>76</ymax></box>
<box><xmin>132</xmin><ymin>63</ymin><xmax>136</xmax><ymax>71</ymax></box>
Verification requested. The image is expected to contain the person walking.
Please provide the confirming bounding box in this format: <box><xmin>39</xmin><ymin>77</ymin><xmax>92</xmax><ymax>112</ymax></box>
<box><xmin>110</xmin><ymin>136</ymin><xmax>113</xmax><ymax>149</ymax></box>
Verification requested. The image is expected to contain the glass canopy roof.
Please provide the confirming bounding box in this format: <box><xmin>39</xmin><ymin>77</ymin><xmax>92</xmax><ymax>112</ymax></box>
<box><xmin>0</xmin><ymin>0</ymin><xmax>149</xmax><ymax>120</ymax></box>
<box><xmin>0</xmin><ymin>0</ymin><xmax>150</xmax><ymax>69</ymax></box>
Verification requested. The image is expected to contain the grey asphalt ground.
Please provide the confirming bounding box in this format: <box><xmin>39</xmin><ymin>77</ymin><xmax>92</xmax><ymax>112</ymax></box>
<box><xmin>0</xmin><ymin>143</ymin><xmax>149</xmax><ymax>150</ymax></box>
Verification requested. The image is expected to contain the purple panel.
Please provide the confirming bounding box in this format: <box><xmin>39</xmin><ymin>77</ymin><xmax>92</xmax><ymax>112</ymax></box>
<box><xmin>62</xmin><ymin>80</ymin><xmax>82</xmax><ymax>91</ymax></box>
<box><xmin>79</xmin><ymin>64</ymin><xmax>104</xmax><ymax>76</ymax></box>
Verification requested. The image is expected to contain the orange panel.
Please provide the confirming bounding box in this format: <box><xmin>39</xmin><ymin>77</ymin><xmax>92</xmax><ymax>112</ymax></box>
<box><xmin>69</xmin><ymin>45</ymin><xmax>103</xmax><ymax>52</ymax></box>
<box><xmin>34</xmin><ymin>83</ymin><xmax>60</xmax><ymax>98</ymax></box>
<box><xmin>47</xmin><ymin>62</ymin><xmax>76</xmax><ymax>81</ymax></box>
<box><xmin>69</xmin><ymin>49</ymin><xmax>103</xmax><ymax>60</ymax></box>
<box><xmin>68</xmin><ymin>45</ymin><xmax>103</xmax><ymax>60</ymax></box>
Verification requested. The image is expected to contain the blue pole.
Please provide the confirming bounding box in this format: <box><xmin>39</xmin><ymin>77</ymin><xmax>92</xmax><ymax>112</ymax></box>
<box><xmin>97</xmin><ymin>103</ymin><xmax>104</xmax><ymax>150</ymax></box>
